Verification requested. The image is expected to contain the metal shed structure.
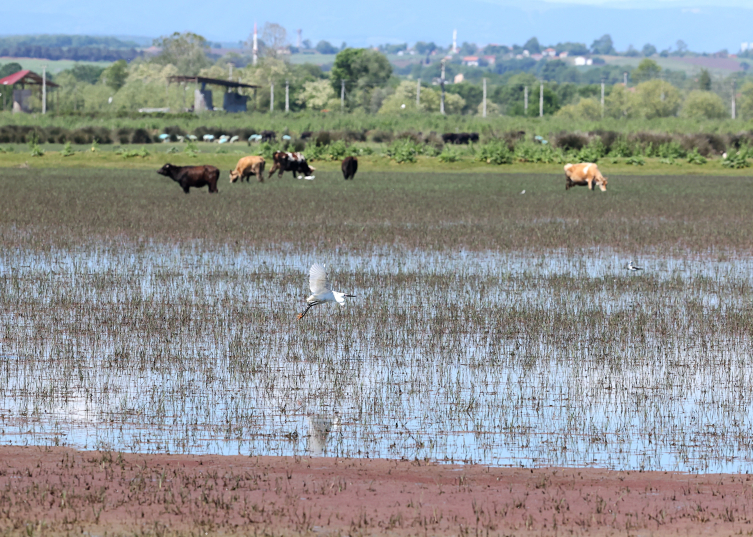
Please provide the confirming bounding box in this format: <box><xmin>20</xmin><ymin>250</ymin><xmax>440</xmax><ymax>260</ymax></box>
<box><xmin>0</xmin><ymin>69</ymin><xmax>59</xmax><ymax>113</ymax></box>
<box><xmin>167</xmin><ymin>76</ymin><xmax>259</xmax><ymax>113</ymax></box>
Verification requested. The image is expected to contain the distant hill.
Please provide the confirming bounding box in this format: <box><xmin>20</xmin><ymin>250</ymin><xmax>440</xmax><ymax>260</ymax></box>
<box><xmin>0</xmin><ymin>34</ymin><xmax>141</xmax><ymax>49</ymax></box>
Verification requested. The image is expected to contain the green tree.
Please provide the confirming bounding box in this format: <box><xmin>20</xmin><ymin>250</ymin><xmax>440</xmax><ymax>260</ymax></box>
<box><xmin>738</xmin><ymin>81</ymin><xmax>753</xmax><ymax>119</ymax></box>
<box><xmin>102</xmin><ymin>59</ymin><xmax>128</xmax><ymax>90</ymax></box>
<box><xmin>378</xmin><ymin>80</ymin><xmax>465</xmax><ymax>114</ymax></box>
<box><xmin>633</xmin><ymin>79</ymin><xmax>681</xmax><ymax>118</ymax></box>
<box><xmin>523</xmin><ymin>37</ymin><xmax>541</xmax><ymax>54</ymax></box>
<box><xmin>590</xmin><ymin>34</ymin><xmax>615</xmax><ymax>55</ymax></box>
<box><xmin>66</xmin><ymin>64</ymin><xmax>105</xmax><ymax>84</ymax></box>
<box><xmin>296</xmin><ymin>79</ymin><xmax>335</xmax><ymax>110</ymax></box>
<box><xmin>604</xmin><ymin>84</ymin><xmax>635</xmax><ymax>118</ymax></box>
<box><xmin>458</xmin><ymin>42</ymin><xmax>477</xmax><ymax>56</ymax></box>
<box><xmin>556</xmin><ymin>97</ymin><xmax>602</xmax><ymax>120</ymax></box>
<box><xmin>698</xmin><ymin>69</ymin><xmax>712</xmax><ymax>91</ymax></box>
<box><xmin>632</xmin><ymin>58</ymin><xmax>661</xmax><ymax>83</ymax></box>
<box><xmin>315</xmin><ymin>40</ymin><xmax>338</xmax><ymax>54</ymax></box>
<box><xmin>681</xmin><ymin>90</ymin><xmax>728</xmax><ymax>119</ymax></box>
<box><xmin>152</xmin><ymin>32</ymin><xmax>210</xmax><ymax>75</ymax></box>
<box><xmin>330</xmin><ymin>48</ymin><xmax>392</xmax><ymax>109</ymax></box>
<box><xmin>415</xmin><ymin>41</ymin><xmax>437</xmax><ymax>55</ymax></box>
<box><xmin>0</xmin><ymin>62</ymin><xmax>23</xmax><ymax>79</ymax></box>
<box><xmin>642</xmin><ymin>43</ymin><xmax>657</xmax><ymax>57</ymax></box>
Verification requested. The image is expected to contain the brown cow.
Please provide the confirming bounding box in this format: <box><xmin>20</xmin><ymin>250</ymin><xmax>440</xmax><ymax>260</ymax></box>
<box><xmin>341</xmin><ymin>156</ymin><xmax>358</xmax><ymax>180</ymax></box>
<box><xmin>157</xmin><ymin>163</ymin><xmax>219</xmax><ymax>194</ymax></box>
<box><xmin>229</xmin><ymin>156</ymin><xmax>266</xmax><ymax>183</ymax></box>
<box><xmin>564</xmin><ymin>162</ymin><xmax>608</xmax><ymax>192</ymax></box>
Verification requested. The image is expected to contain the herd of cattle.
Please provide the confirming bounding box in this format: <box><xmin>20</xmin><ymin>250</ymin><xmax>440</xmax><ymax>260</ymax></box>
<box><xmin>157</xmin><ymin>151</ymin><xmax>356</xmax><ymax>194</ymax></box>
<box><xmin>157</xmin><ymin>150</ymin><xmax>607</xmax><ymax>194</ymax></box>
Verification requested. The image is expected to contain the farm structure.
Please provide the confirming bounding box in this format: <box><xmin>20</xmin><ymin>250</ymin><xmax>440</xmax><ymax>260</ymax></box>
<box><xmin>0</xmin><ymin>69</ymin><xmax>58</xmax><ymax>113</ymax></box>
<box><xmin>167</xmin><ymin>76</ymin><xmax>259</xmax><ymax>113</ymax></box>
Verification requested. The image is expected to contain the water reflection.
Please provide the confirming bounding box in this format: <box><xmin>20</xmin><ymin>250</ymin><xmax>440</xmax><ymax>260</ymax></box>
<box><xmin>1</xmin><ymin>244</ymin><xmax>753</xmax><ymax>472</ymax></box>
<box><xmin>307</xmin><ymin>412</ymin><xmax>341</xmax><ymax>455</ymax></box>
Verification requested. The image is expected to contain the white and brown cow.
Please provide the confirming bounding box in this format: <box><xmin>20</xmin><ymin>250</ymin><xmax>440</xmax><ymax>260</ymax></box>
<box><xmin>268</xmin><ymin>151</ymin><xmax>316</xmax><ymax>180</ymax></box>
<box><xmin>229</xmin><ymin>156</ymin><xmax>266</xmax><ymax>183</ymax></box>
<box><xmin>564</xmin><ymin>162</ymin><xmax>608</xmax><ymax>192</ymax></box>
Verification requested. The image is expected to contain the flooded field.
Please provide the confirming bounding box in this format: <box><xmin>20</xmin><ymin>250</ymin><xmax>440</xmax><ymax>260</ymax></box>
<box><xmin>2</xmin><ymin>243</ymin><xmax>752</xmax><ymax>473</ymax></box>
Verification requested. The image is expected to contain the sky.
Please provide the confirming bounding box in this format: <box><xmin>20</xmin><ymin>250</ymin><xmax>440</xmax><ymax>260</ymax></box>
<box><xmin>4</xmin><ymin>0</ymin><xmax>753</xmax><ymax>53</ymax></box>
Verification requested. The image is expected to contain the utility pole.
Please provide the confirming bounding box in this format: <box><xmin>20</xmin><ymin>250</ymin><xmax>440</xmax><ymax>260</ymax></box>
<box><xmin>285</xmin><ymin>80</ymin><xmax>289</xmax><ymax>112</ymax></box>
<box><xmin>229</xmin><ymin>64</ymin><xmax>233</xmax><ymax>80</ymax></box>
<box><xmin>601</xmin><ymin>78</ymin><xmax>605</xmax><ymax>118</ymax></box>
<box><xmin>623</xmin><ymin>71</ymin><xmax>628</xmax><ymax>86</ymax></box>
<box><xmin>270</xmin><ymin>83</ymin><xmax>274</xmax><ymax>112</ymax></box>
<box><xmin>416</xmin><ymin>78</ymin><xmax>421</xmax><ymax>109</ymax></box>
<box><xmin>440</xmin><ymin>60</ymin><xmax>446</xmax><ymax>114</ymax></box>
<box><xmin>524</xmin><ymin>86</ymin><xmax>528</xmax><ymax>114</ymax></box>
<box><xmin>252</xmin><ymin>21</ymin><xmax>258</xmax><ymax>66</ymax></box>
<box><xmin>538</xmin><ymin>83</ymin><xmax>544</xmax><ymax>117</ymax></box>
<box><xmin>340</xmin><ymin>79</ymin><xmax>345</xmax><ymax>110</ymax></box>
<box><xmin>42</xmin><ymin>65</ymin><xmax>47</xmax><ymax>114</ymax></box>
<box><xmin>482</xmin><ymin>78</ymin><xmax>487</xmax><ymax>118</ymax></box>
<box><xmin>732</xmin><ymin>79</ymin><xmax>737</xmax><ymax>119</ymax></box>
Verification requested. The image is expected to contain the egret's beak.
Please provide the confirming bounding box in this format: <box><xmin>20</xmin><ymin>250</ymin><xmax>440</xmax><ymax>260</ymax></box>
<box><xmin>345</xmin><ymin>294</ymin><xmax>356</xmax><ymax>298</ymax></box>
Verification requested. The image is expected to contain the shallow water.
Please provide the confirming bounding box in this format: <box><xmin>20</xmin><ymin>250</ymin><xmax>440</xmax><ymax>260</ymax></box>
<box><xmin>1</xmin><ymin>244</ymin><xmax>753</xmax><ymax>473</ymax></box>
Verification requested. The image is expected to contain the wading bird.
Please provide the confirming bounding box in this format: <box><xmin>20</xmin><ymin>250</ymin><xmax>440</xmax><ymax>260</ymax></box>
<box><xmin>626</xmin><ymin>261</ymin><xmax>644</xmax><ymax>272</ymax></box>
<box><xmin>297</xmin><ymin>263</ymin><xmax>355</xmax><ymax>320</ymax></box>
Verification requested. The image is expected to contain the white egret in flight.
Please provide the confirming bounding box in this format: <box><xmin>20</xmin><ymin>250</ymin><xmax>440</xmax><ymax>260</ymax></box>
<box><xmin>297</xmin><ymin>263</ymin><xmax>356</xmax><ymax>320</ymax></box>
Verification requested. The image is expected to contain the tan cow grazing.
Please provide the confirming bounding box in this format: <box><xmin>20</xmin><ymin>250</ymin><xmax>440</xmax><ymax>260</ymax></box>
<box><xmin>229</xmin><ymin>156</ymin><xmax>266</xmax><ymax>183</ymax></box>
<box><xmin>564</xmin><ymin>162</ymin><xmax>608</xmax><ymax>191</ymax></box>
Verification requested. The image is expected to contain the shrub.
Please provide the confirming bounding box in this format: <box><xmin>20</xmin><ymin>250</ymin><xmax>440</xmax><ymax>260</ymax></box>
<box><xmin>385</xmin><ymin>138</ymin><xmax>422</xmax><ymax>163</ymax></box>
<box><xmin>476</xmin><ymin>140</ymin><xmax>513</xmax><ymax>165</ymax></box>
<box><xmin>722</xmin><ymin>147</ymin><xmax>750</xmax><ymax>168</ymax></box>
<box><xmin>131</xmin><ymin>128</ymin><xmax>153</xmax><ymax>144</ymax></box>
<box><xmin>552</xmin><ymin>132</ymin><xmax>588</xmax><ymax>152</ymax></box>
<box><xmin>577</xmin><ymin>138</ymin><xmax>606</xmax><ymax>162</ymax></box>
<box><xmin>437</xmin><ymin>147</ymin><xmax>459</xmax><ymax>163</ymax></box>
<box><xmin>687</xmin><ymin>148</ymin><xmax>707</xmax><ymax>165</ymax></box>
<box><xmin>625</xmin><ymin>155</ymin><xmax>645</xmax><ymax>166</ymax></box>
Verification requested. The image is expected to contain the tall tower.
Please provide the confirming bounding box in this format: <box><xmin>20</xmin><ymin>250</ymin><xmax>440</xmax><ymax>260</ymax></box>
<box><xmin>253</xmin><ymin>21</ymin><xmax>258</xmax><ymax>66</ymax></box>
<box><xmin>452</xmin><ymin>29</ymin><xmax>457</xmax><ymax>53</ymax></box>
<box><xmin>297</xmin><ymin>29</ymin><xmax>302</xmax><ymax>48</ymax></box>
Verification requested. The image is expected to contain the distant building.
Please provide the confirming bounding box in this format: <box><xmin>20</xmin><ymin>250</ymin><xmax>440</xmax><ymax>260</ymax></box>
<box><xmin>531</xmin><ymin>53</ymin><xmax>543</xmax><ymax>61</ymax></box>
<box><xmin>558</xmin><ymin>51</ymin><xmax>569</xmax><ymax>58</ymax></box>
<box><xmin>483</xmin><ymin>55</ymin><xmax>496</xmax><ymax>65</ymax></box>
<box><xmin>462</xmin><ymin>56</ymin><xmax>479</xmax><ymax>66</ymax></box>
<box><xmin>543</xmin><ymin>48</ymin><xmax>556</xmax><ymax>57</ymax></box>
<box><xmin>454</xmin><ymin>73</ymin><xmax>465</xmax><ymax>83</ymax></box>
<box><xmin>574</xmin><ymin>57</ymin><xmax>593</xmax><ymax>66</ymax></box>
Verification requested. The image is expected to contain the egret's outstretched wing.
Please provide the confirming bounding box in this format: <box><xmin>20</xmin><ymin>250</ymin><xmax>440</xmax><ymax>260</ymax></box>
<box><xmin>309</xmin><ymin>263</ymin><xmax>330</xmax><ymax>294</ymax></box>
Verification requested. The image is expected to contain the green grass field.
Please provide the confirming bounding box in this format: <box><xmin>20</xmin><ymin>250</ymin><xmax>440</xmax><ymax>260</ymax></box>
<box><xmin>1</xmin><ymin>162</ymin><xmax>751</xmax><ymax>253</ymax></box>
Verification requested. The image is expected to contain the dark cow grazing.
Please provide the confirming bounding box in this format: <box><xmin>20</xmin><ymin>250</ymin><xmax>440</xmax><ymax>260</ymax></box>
<box><xmin>442</xmin><ymin>132</ymin><xmax>480</xmax><ymax>145</ymax></box>
<box><xmin>341</xmin><ymin>156</ymin><xmax>358</xmax><ymax>180</ymax></box>
<box><xmin>158</xmin><ymin>163</ymin><xmax>220</xmax><ymax>194</ymax></box>
<box><xmin>268</xmin><ymin>151</ymin><xmax>316</xmax><ymax>179</ymax></box>
<box><xmin>300</xmin><ymin>131</ymin><xmax>313</xmax><ymax>140</ymax></box>
<box><xmin>260</xmin><ymin>130</ymin><xmax>276</xmax><ymax>142</ymax></box>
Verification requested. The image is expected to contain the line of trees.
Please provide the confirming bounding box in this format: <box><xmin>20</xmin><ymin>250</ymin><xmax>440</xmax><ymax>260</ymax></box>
<box><xmin>3</xmin><ymin>30</ymin><xmax>750</xmax><ymax>120</ymax></box>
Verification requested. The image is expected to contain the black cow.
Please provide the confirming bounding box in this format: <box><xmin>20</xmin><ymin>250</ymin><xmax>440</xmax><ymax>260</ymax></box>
<box><xmin>300</xmin><ymin>131</ymin><xmax>313</xmax><ymax>140</ymax></box>
<box><xmin>341</xmin><ymin>156</ymin><xmax>358</xmax><ymax>180</ymax></box>
<box><xmin>442</xmin><ymin>132</ymin><xmax>479</xmax><ymax>145</ymax></box>
<box><xmin>158</xmin><ymin>163</ymin><xmax>220</xmax><ymax>194</ymax></box>
<box><xmin>260</xmin><ymin>130</ymin><xmax>276</xmax><ymax>142</ymax></box>
<box><xmin>268</xmin><ymin>151</ymin><xmax>316</xmax><ymax>179</ymax></box>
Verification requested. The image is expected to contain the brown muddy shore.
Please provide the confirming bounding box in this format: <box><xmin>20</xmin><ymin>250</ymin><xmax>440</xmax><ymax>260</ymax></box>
<box><xmin>0</xmin><ymin>446</ymin><xmax>750</xmax><ymax>536</ymax></box>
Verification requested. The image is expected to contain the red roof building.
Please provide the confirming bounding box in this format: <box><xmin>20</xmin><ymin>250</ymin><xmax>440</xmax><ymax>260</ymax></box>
<box><xmin>0</xmin><ymin>70</ymin><xmax>59</xmax><ymax>88</ymax></box>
